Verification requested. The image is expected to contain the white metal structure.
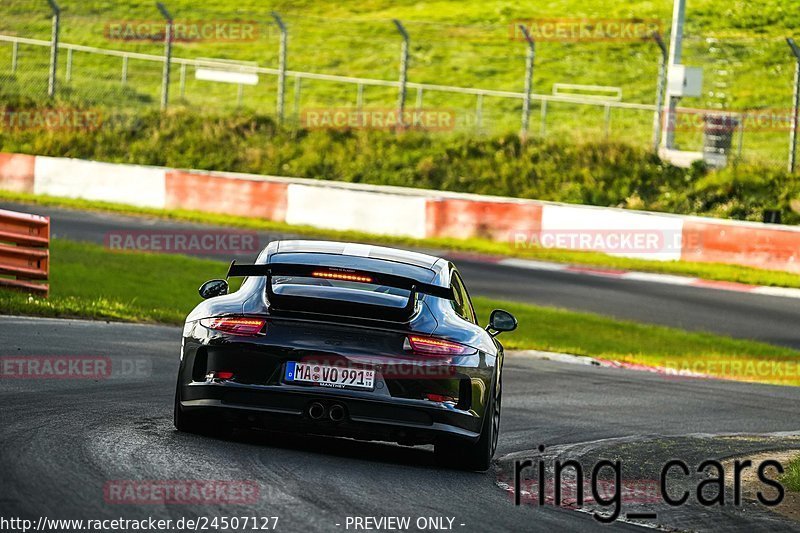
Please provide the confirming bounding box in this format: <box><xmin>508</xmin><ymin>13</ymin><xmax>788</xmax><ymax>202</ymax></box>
<box><xmin>552</xmin><ymin>84</ymin><xmax>622</xmax><ymax>101</ymax></box>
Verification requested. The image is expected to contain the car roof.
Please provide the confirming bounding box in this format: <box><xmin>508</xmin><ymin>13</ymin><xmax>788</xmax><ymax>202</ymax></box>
<box><xmin>272</xmin><ymin>240</ymin><xmax>444</xmax><ymax>270</ymax></box>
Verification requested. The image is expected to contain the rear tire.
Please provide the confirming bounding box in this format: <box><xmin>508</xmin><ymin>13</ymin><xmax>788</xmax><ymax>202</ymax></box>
<box><xmin>435</xmin><ymin>374</ymin><xmax>502</xmax><ymax>471</ymax></box>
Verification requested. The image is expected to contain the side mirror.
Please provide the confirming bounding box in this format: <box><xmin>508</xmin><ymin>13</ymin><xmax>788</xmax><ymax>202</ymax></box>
<box><xmin>199</xmin><ymin>279</ymin><xmax>228</xmax><ymax>299</ymax></box>
<box><xmin>487</xmin><ymin>309</ymin><xmax>517</xmax><ymax>336</ymax></box>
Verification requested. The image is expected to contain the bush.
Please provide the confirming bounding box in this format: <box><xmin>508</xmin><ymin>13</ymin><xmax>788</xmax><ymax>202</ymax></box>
<box><xmin>0</xmin><ymin>106</ymin><xmax>797</xmax><ymax>224</ymax></box>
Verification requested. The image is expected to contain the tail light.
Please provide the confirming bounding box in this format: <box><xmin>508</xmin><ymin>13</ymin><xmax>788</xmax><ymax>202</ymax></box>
<box><xmin>206</xmin><ymin>371</ymin><xmax>234</xmax><ymax>380</ymax></box>
<box><xmin>425</xmin><ymin>393</ymin><xmax>456</xmax><ymax>403</ymax></box>
<box><xmin>200</xmin><ymin>317</ymin><xmax>266</xmax><ymax>336</ymax></box>
<box><xmin>405</xmin><ymin>335</ymin><xmax>475</xmax><ymax>356</ymax></box>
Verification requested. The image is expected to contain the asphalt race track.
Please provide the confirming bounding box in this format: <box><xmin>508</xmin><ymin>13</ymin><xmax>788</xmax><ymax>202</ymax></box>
<box><xmin>2</xmin><ymin>202</ymin><xmax>800</xmax><ymax>531</ymax></box>
<box><xmin>3</xmin><ymin>201</ymin><xmax>800</xmax><ymax>349</ymax></box>
<box><xmin>2</xmin><ymin>316</ymin><xmax>800</xmax><ymax>532</ymax></box>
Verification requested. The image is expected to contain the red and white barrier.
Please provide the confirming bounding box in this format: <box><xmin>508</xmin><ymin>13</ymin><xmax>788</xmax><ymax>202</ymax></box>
<box><xmin>425</xmin><ymin>198</ymin><xmax>543</xmax><ymax>242</ymax></box>
<box><xmin>0</xmin><ymin>153</ymin><xmax>35</xmax><ymax>193</ymax></box>
<box><xmin>165</xmin><ymin>169</ymin><xmax>288</xmax><ymax>220</ymax></box>
<box><xmin>2</xmin><ymin>151</ymin><xmax>800</xmax><ymax>274</ymax></box>
<box><xmin>681</xmin><ymin>218</ymin><xmax>800</xmax><ymax>273</ymax></box>
<box><xmin>34</xmin><ymin>156</ymin><xmax>166</xmax><ymax>208</ymax></box>
<box><xmin>286</xmin><ymin>183</ymin><xmax>428</xmax><ymax>238</ymax></box>
<box><xmin>538</xmin><ymin>204</ymin><xmax>684</xmax><ymax>261</ymax></box>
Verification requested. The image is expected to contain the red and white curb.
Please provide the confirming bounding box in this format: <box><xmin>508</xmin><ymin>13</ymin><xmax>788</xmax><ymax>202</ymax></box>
<box><xmin>510</xmin><ymin>350</ymin><xmax>718</xmax><ymax>380</ymax></box>
<box><xmin>447</xmin><ymin>253</ymin><xmax>800</xmax><ymax>300</ymax></box>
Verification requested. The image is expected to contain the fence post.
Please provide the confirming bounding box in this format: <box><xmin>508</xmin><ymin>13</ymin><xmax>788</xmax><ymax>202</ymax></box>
<box><xmin>664</xmin><ymin>0</ymin><xmax>686</xmax><ymax>150</ymax></box>
<box><xmin>65</xmin><ymin>47</ymin><xmax>72</xmax><ymax>84</ymax></box>
<box><xmin>540</xmin><ymin>100</ymin><xmax>547</xmax><ymax>137</ymax></box>
<box><xmin>272</xmin><ymin>12</ymin><xmax>287</xmax><ymax>124</ymax></box>
<box><xmin>156</xmin><ymin>2</ymin><xmax>173</xmax><ymax>111</ymax></box>
<box><xmin>356</xmin><ymin>83</ymin><xmax>364</xmax><ymax>113</ymax></box>
<box><xmin>11</xmin><ymin>41</ymin><xmax>18</xmax><ymax>73</ymax></box>
<box><xmin>179</xmin><ymin>62</ymin><xmax>186</xmax><ymax>98</ymax></box>
<box><xmin>475</xmin><ymin>93</ymin><xmax>483</xmax><ymax>133</ymax></box>
<box><xmin>787</xmin><ymin>38</ymin><xmax>800</xmax><ymax>173</ymax></box>
<box><xmin>121</xmin><ymin>55</ymin><xmax>128</xmax><ymax>85</ymax></box>
<box><xmin>736</xmin><ymin>112</ymin><xmax>745</xmax><ymax>163</ymax></box>
<box><xmin>293</xmin><ymin>76</ymin><xmax>301</xmax><ymax>122</ymax></box>
<box><xmin>393</xmin><ymin>19</ymin><xmax>409</xmax><ymax>130</ymax></box>
<box><xmin>46</xmin><ymin>0</ymin><xmax>60</xmax><ymax>98</ymax></box>
<box><xmin>518</xmin><ymin>24</ymin><xmax>535</xmax><ymax>140</ymax></box>
<box><xmin>179</xmin><ymin>63</ymin><xmax>186</xmax><ymax>98</ymax></box>
<box><xmin>651</xmin><ymin>32</ymin><xmax>668</xmax><ymax>153</ymax></box>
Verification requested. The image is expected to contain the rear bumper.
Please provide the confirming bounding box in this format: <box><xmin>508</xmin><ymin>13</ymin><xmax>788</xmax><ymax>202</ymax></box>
<box><xmin>179</xmin><ymin>381</ymin><xmax>482</xmax><ymax>444</ymax></box>
<box><xmin>177</xmin><ymin>319</ymin><xmax>499</xmax><ymax>445</ymax></box>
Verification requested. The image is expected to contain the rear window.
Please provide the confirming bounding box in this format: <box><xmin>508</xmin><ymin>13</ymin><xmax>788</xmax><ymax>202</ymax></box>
<box><xmin>271</xmin><ymin>276</ymin><xmax>413</xmax><ymax>308</ymax></box>
<box><xmin>266</xmin><ymin>252</ymin><xmax>441</xmax><ymax>313</ymax></box>
<box><xmin>270</xmin><ymin>252</ymin><xmax>436</xmax><ymax>283</ymax></box>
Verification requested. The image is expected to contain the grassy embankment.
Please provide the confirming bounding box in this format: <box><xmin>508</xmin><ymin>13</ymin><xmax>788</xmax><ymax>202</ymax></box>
<box><xmin>1</xmin><ymin>1</ymin><xmax>800</xmax><ymax>220</ymax></box>
<box><xmin>2</xmin><ymin>0</ymin><xmax>797</xmax><ymax>162</ymax></box>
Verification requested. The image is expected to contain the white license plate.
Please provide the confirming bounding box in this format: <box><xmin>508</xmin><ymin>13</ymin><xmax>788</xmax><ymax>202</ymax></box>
<box><xmin>285</xmin><ymin>362</ymin><xmax>375</xmax><ymax>391</ymax></box>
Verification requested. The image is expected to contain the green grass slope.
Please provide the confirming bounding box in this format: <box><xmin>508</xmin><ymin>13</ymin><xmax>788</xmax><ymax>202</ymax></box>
<box><xmin>1</xmin><ymin>0</ymin><xmax>798</xmax><ymax>162</ymax></box>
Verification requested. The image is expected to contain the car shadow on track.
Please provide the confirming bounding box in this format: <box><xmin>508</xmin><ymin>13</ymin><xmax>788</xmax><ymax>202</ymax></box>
<box><xmin>175</xmin><ymin>425</ymin><xmax>455</xmax><ymax>471</ymax></box>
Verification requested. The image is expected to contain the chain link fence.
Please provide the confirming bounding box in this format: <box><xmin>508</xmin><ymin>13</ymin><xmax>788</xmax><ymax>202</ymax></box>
<box><xmin>0</xmin><ymin>0</ymin><xmax>798</xmax><ymax>171</ymax></box>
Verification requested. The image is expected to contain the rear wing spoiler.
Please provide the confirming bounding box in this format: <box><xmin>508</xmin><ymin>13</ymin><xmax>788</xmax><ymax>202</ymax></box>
<box><xmin>226</xmin><ymin>261</ymin><xmax>454</xmax><ymax>321</ymax></box>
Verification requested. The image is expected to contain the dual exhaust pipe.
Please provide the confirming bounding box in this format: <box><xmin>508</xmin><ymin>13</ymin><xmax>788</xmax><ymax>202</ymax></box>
<box><xmin>308</xmin><ymin>401</ymin><xmax>347</xmax><ymax>422</ymax></box>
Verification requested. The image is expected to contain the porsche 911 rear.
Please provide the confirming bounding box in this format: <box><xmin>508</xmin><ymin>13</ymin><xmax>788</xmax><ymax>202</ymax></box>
<box><xmin>174</xmin><ymin>241</ymin><xmax>512</xmax><ymax>470</ymax></box>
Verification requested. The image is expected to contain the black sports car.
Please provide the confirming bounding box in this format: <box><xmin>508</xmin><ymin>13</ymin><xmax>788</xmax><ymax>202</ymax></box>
<box><xmin>174</xmin><ymin>240</ymin><xmax>517</xmax><ymax>470</ymax></box>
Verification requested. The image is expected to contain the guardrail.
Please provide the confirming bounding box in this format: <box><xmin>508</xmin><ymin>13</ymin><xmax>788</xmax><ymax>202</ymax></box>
<box><xmin>0</xmin><ymin>209</ymin><xmax>50</xmax><ymax>296</ymax></box>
